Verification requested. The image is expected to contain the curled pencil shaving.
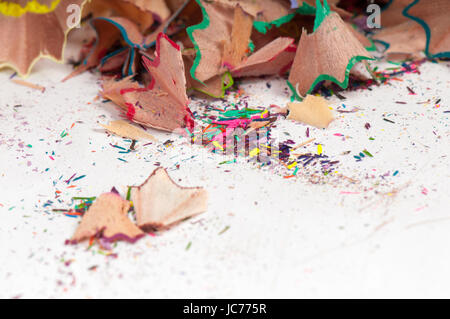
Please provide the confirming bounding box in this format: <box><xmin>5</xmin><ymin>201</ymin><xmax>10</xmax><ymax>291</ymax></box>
<box><xmin>63</xmin><ymin>16</ymin><xmax>146</xmax><ymax>81</ymax></box>
<box><xmin>101</xmin><ymin>33</ymin><xmax>194</xmax><ymax>132</ymax></box>
<box><xmin>0</xmin><ymin>0</ymin><xmax>87</xmax><ymax>77</ymax></box>
<box><xmin>84</xmin><ymin>0</ymin><xmax>158</xmax><ymax>31</ymax></box>
<box><xmin>69</xmin><ymin>193</ymin><xmax>145</xmax><ymax>244</ymax></box>
<box><xmin>131</xmin><ymin>167</ymin><xmax>208</xmax><ymax>230</ymax></box>
<box><xmin>404</xmin><ymin>0</ymin><xmax>450</xmax><ymax>57</ymax></box>
<box><xmin>288</xmin><ymin>9</ymin><xmax>372</xmax><ymax>98</ymax></box>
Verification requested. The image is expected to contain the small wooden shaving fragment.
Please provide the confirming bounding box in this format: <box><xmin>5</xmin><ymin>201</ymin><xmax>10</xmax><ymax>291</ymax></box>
<box><xmin>249</xmin><ymin>120</ymin><xmax>270</xmax><ymax>130</ymax></box>
<box><xmin>100</xmin><ymin>120</ymin><xmax>157</xmax><ymax>141</ymax></box>
<box><xmin>131</xmin><ymin>168</ymin><xmax>208</xmax><ymax>230</ymax></box>
<box><xmin>292</xmin><ymin>138</ymin><xmax>316</xmax><ymax>151</ymax></box>
<box><xmin>287</xmin><ymin>95</ymin><xmax>334</xmax><ymax>129</ymax></box>
<box><xmin>245</xmin><ymin>121</ymin><xmax>270</xmax><ymax>136</ymax></box>
<box><xmin>11</xmin><ymin>79</ymin><xmax>45</xmax><ymax>93</ymax></box>
<box><xmin>70</xmin><ymin>193</ymin><xmax>144</xmax><ymax>244</ymax></box>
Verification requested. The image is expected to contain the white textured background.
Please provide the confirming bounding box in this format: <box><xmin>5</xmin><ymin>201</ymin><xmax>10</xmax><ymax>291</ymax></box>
<box><xmin>0</xmin><ymin>32</ymin><xmax>449</xmax><ymax>298</ymax></box>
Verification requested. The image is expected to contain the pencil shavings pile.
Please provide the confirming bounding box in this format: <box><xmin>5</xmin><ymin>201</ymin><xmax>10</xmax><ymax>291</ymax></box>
<box><xmin>2</xmin><ymin>0</ymin><xmax>448</xmax><ymax>135</ymax></box>
<box><xmin>68</xmin><ymin>168</ymin><xmax>208</xmax><ymax>246</ymax></box>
